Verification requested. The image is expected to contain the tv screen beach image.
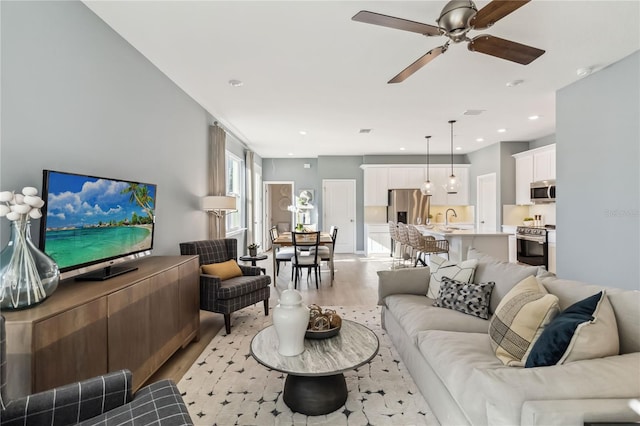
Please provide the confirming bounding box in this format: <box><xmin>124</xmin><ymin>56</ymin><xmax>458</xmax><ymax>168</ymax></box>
<box><xmin>43</xmin><ymin>172</ymin><xmax>156</xmax><ymax>270</ymax></box>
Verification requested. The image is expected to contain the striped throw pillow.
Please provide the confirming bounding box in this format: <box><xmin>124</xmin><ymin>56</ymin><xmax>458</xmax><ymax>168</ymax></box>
<box><xmin>427</xmin><ymin>255</ymin><xmax>478</xmax><ymax>299</ymax></box>
<box><xmin>489</xmin><ymin>275</ymin><xmax>560</xmax><ymax>366</ymax></box>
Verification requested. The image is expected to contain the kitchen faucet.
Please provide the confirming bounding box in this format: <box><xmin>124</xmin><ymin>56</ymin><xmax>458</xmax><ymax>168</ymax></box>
<box><xmin>445</xmin><ymin>208</ymin><xmax>458</xmax><ymax>226</ymax></box>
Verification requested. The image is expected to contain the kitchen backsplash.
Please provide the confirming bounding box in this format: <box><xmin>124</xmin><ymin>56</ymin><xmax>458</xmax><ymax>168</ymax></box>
<box><xmin>503</xmin><ymin>203</ymin><xmax>556</xmax><ymax>226</ymax></box>
<box><xmin>364</xmin><ymin>205</ymin><xmax>475</xmax><ymax>225</ymax></box>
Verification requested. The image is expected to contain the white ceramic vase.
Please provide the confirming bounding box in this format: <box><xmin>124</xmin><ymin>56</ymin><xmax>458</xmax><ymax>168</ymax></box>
<box><xmin>273</xmin><ymin>284</ymin><xmax>310</xmax><ymax>356</ymax></box>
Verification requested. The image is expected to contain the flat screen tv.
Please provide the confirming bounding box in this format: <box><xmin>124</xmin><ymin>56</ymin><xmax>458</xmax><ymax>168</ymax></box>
<box><xmin>39</xmin><ymin>170</ymin><xmax>157</xmax><ymax>281</ymax></box>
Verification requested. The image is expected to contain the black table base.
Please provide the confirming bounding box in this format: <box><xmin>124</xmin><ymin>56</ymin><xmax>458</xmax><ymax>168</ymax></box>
<box><xmin>283</xmin><ymin>373</ymin><xmax>347</xmax><ymax>416</ymax></box>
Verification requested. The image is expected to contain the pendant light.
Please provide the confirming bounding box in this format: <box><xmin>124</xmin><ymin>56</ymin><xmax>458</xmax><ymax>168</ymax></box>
<box><xmin>420</xmin><ymin>136</ymin><xmax>433</xmax><ymax>196</ymax></box>
<box><xmin>445</xmin><ymin>120</ymin><xmax>459</xmax><ymax>194</ymax></box>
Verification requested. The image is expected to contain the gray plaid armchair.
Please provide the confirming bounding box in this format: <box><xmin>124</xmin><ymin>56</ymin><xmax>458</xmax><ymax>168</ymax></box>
<box><xmin>179</xmin><ymin>238</ymin><xmax>271</xmax><ymax>334</ymax></box>
<box><xmin>0</xmin><ymin>316</ymin><xmax>193</xmax><ymax>426</ymax></box>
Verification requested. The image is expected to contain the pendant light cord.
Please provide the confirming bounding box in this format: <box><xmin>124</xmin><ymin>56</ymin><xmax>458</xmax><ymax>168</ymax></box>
<box><xmin>449</xmin><ymin>120</ymin><xmax>456</xmax><ymax>176</ymax></box>
<box><xmin>425</xmin><ymin>136</ymin><xmax>431</xmax><ymax>180</ymax></box>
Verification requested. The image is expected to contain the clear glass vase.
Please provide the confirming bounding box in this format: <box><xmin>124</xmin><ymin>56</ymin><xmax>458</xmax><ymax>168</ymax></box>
<box><xmin>0</xmin><ymin>219</ymin><xmax>60</xmax><ymax>310</ymax></box>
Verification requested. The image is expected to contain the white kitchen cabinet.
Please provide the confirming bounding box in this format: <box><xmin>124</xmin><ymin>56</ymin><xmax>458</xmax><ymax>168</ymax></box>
<box><xmin>515</xmin><ymin>155</ymin><xmax>534</xmax><ymax>205</ymax></box>
<box><xmin>533</xmin><ymin>147</ymin><xmax>556</xmax><ymax>181</ymax></box>
<box><xmin>513</xmin><ymin>144</ymin><xmax>556</xmax><ymax>205</ymax></box>
<box><xmin>387</xmin><ymin>167</ymin><xmax>424</xmax><ymax>189</ymax></box>
<box><xmin>365</xmin><ymin>224</ymin><xmax>391</xmax><ymax>256</ymax></box>
<box><xmin>363</xmin><ymin>167</ymin><xmax>389</xmax><ymax>206</ymax></box>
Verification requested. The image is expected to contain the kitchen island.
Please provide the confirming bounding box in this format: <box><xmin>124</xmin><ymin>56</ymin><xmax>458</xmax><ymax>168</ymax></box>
<box><xmin>417</xmin><ymin>225</ymin><xmax>510</xmax><ymax>262</ymax></box>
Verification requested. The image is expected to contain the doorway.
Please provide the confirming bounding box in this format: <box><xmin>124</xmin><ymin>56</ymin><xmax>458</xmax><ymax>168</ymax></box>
<box><xmin>477</xmin><ymin>173</ymin><xmax>497</xmax><ymax>232</ymax></box>
<box><xmin>322</xmin><ymin>179</ymin><xmax>356</xmax><ymax>253</ymax></box>
<box><xmin>263</xmin><ymin>181</ymin><xmax>294</xmax><ymax>250</ymax></box>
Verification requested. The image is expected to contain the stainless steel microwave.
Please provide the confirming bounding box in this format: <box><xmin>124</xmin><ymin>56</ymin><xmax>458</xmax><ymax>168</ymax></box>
<box><xmin>530</xmin><ymin>180</ymin><xmax>556</xmax><ymax>203</ymax></box>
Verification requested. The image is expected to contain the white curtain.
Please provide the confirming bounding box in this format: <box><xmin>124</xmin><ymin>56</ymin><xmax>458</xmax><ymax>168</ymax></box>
<box><xmin>209</xmin><ymin>124</ymin><xmax>226</xmax><ymax>239</ymax></box>
<box><xmin>245</xmin><ymin>150</ymin><xmax>255</xmax><ymax>244</ymax></box>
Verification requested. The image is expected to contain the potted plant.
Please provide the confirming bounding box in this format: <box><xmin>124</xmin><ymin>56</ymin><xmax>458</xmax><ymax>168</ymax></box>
<box><xmin>247</xmin><ymin>243</ymin><xmax>260</xmax><ymax>257</ymax></box>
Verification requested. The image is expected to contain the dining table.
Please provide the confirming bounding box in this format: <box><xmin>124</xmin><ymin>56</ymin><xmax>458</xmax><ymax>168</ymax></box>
<box><xmin>271</xmin><ymin>231</ymin><xmax>334</xmax><ymax>286</ymax></box>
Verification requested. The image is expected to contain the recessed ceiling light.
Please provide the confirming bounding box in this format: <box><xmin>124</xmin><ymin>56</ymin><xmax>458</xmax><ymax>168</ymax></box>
<box><xmin>455</xmin><ymin>146</ymin><xmax>462</xmax><ymax>151</ymax></box>
<box><xmin>497</xmin><ymin>128</ymin><xmax>507</xmax><ymax>133</ymax></box>
<box><xmin>228</xmin><ymin>79</ymin><xmax>243</xmax><ymax>87</ymax></box>
<box><xmin>464</xmin><ymin>109</ymin><xmax>485</xmax><ymax>116</ymax></box>
<box><xmin>506</xmin><ymin>79</ymin><xmax>524</xmax><ymax>87</ymax></box>
<box><xmin>476</xmin><ymin>138</ymin><xmax>484</xmax><ymax>142</ymax></box>
<box><xmin>399</xmin><ymin>147</ymin><xmax>406</xmax><ymax>151</ymax></box>
<box><xmin>528</xmin><ymin>115</ymin><xmax>540</xmax><ymax>120</ymax></box>
<box><xmin>299</xmin><ymin>130</ymin><xmax>307</xmax><ymax>135</ymax></box>
<box><xmin>287</xmin><ymin>152</ymin><xmax>293</xmax><ymax>156</ymax></box>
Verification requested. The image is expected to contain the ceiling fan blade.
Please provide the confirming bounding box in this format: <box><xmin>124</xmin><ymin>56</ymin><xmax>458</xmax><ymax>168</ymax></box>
<box><xmin>388</xmin><ymin>46</ymin><xmax>445</xmax><ymax>84</ymax></box>
<box><xmin>352</xmin><ymin>10</ymin><xmax>441</xmax><ymax>36</ymax></box>
<box><xmin>468</xmin><ymin>35</ymin><xmax>544</xmax><ymax>65</ymax></box>
<box><xmin>470</xmin><ymin>0</ymin><xmax>530</xmax><ymax>30</ymax></box>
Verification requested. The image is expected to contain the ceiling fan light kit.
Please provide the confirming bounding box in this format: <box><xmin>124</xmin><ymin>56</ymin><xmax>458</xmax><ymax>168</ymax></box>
<box><xmin>352</xmin><ymin>0</ymin><xmax>545</xmax><ymax>83</ymax></box>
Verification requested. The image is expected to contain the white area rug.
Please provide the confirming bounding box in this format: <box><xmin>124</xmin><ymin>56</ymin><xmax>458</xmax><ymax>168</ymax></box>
<box><xmin>178</xmin><ymin>305</ymin><xmax>438</xmax><ymax>426</ymax></box>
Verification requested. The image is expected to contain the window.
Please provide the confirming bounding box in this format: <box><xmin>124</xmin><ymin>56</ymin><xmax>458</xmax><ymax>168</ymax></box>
<box><xmin>226</xmin><ymin>152</ymin><xmax>243</xmax><ymax>232</ymax></box>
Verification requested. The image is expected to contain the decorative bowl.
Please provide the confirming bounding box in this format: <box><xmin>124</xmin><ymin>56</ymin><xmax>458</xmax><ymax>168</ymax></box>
<box><xmin>305</xmin><ymin>325</ymin><xmax>341</xmax><ymax>340</ymax></box>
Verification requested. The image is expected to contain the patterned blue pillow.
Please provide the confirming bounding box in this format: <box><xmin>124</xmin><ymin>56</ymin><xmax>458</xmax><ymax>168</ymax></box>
<box><xmin>434</xmin><ymin>277</ymin><xmax>495</xmax><ymax>320</ymax></box>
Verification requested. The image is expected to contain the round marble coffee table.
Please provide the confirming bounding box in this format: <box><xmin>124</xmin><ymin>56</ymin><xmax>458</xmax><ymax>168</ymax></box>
<box><xmin>250</xmin><ymin>319</ymin><xmax>379</xmax><ymax>416</ymax></box>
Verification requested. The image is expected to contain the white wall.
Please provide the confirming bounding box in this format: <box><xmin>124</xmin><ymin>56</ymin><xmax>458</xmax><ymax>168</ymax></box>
<box><xmin>556</xmin><ymin>51</ymin><xmax>639</xmax><ymax>289</ymax></box>
<box><xmin>1</xmin><ymin>1</ymin><xmax>212</xmax><ymax>253</ymax></box>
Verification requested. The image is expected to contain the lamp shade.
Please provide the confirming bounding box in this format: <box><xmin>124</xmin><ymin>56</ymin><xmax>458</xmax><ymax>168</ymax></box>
<box><xmin>201</xmin><ymin>195</ymin><xmax>236</xmax><ymax>211</ymax></box>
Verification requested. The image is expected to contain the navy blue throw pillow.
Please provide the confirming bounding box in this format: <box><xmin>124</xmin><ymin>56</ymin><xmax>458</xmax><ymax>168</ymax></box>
<box><xmin>525</xmin><ymin>291</ymin><xmax>603</xmax><ymax>368</ymax></box>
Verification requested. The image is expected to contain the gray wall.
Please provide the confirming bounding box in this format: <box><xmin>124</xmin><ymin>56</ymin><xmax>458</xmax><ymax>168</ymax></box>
<box><xmin>1</xmin><ymin>1</ymin><xmax>211</xmax><ymax>254</ymax></box>
<box><xmin>467</xmin><ymin>142</ymin><xmax>530</xmax><ymax>228</ymax></box>
<box><xmin>556</xmin><ymin>50</ymin><xmax>639</xmax><ymax>289</ymax></box>
<box><xmin>528</xmin><ymin>134</ymin><xmax>556</xmax><ymax>150</ymax></box>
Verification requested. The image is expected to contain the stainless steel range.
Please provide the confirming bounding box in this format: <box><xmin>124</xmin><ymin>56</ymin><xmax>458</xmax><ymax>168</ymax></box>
<box><xmin>516</xmin><ymin>226</ymin><xmax>549</xmax><ymax>269</ymax></box>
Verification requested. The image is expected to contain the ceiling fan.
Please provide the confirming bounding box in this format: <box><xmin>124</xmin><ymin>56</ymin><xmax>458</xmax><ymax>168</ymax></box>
<box><xmin>352</xmin><ymin>0</ymin><xmax>545</xmax><ymax>83</ymax></box>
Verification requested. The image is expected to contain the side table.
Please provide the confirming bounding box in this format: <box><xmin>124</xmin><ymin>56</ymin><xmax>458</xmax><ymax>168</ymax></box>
<box><xmin>239</xmin><ymin>254</ymin><xmax>268</xmax><ymax>275</ymax></box>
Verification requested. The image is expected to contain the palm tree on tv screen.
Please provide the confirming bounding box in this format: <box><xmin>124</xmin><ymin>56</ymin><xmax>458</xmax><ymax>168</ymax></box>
<box><xmin>121</xmin><ymin>184</ymin><xmax>154</xmax><ymax>221</ymax></box>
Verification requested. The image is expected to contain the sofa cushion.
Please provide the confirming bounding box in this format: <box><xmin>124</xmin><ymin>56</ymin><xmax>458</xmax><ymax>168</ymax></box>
<box><xmin>434</xmin><ymin>277</ymin><xmax>495</xmax><ymax>320</ymax></box>
<box><xmin>541</xmin><ymin>276</ymin><xmax>640</xmax><ymax>354</ymax></box>
<box><xmin>417</xmin><ymin>330</ymin><xmax>503</xmax><ymax>425</ymax></box>
<box><xmin>489</xmin><ymin>276</ymin><xmax>560</xmax><ymax>366</ymax></box>
<box><xmin>468</xmin><ymin>247</ymin><xmax>545</xmax><ymax>314</ymax></box>
<box><xmin>526</xmin><ymin>290</ymin><xmax>619</xmax><ymax>367</ymax></box>
<box><xmin>427</xmin><ymin>255</ymin><xmax>478</xmax><ymax>299</ymax></box>
<box><xmin>479</xmin><ymin>352</ymin><xmax>640</xmax><ymax>426</ymax></box>
<box><xmin>384</xmin><ymin>294</ymin><xmax>490</xmax><ymax>344</ymax></box>
<box><xmin>202</xmin><ymin>259</ymin><xmax>243</xmax><ymax>280</ymax></box>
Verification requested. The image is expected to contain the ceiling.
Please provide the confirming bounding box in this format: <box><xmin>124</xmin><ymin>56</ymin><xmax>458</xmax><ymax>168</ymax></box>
<box><xmin>83</xmin><ymin>1</ymin><xmax>640</xmax><ymax>157</ymax></box>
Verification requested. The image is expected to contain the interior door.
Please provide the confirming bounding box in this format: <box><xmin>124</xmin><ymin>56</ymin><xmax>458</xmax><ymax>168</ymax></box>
<box><xmin>322</xmin><ymin>179</ymin><xmax>356</xmax><ymax>253</ymax></box>
<box><xmin>477</xmin><ymin>173</ymin><xmax>497</xmax><ymax>232</ymax></box>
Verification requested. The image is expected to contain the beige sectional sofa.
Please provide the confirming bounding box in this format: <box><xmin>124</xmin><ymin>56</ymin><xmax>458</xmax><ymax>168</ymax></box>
<box><xmin>378</xmin><ymin>249</ymin><xmax>640</xmax><ymax>425</ymax></box>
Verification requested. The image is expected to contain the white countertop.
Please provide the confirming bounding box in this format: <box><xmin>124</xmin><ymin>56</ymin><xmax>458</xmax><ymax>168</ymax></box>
<box><xmin>417</xmin><ymin>225</ymin><xmax>510</xmax><ymax>237</ymax></box>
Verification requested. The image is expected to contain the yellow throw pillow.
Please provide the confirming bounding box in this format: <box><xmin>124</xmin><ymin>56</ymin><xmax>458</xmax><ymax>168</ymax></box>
<box><xmin>201</xmin><ymin>259</ymin><xmax>243</xmax><ymax>280</ymax></box>
<box><xmin>488</xmin><ymin>275</ymin><xmax>560</xmax><ymax>366</ymax></box>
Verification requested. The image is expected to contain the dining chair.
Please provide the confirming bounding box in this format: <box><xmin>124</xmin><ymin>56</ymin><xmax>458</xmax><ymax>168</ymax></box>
<box><xmin>269</xmin><ymin>226</ymin><xmax>295</xmax><ymax>275</ymax></box>
<box><xmin>314</xmin><ymin>226</ymin><xmax>338</xmax><ymax>268</ymax></box>
<box><xmin>291</xmin><ymin>231</ymin><xmax>321</xmax><ymax>289</ymax></box>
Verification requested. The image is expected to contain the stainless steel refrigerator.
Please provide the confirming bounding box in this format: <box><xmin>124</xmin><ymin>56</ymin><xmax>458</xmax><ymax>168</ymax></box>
<box><xmin>387</xmin><ymin>189</ymin><xmax>431</xmax><ymax>225</ymax></box>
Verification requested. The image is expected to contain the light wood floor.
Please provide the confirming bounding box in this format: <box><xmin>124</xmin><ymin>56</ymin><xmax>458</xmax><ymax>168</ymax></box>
<box><xmin>145</xmin><ymin>252</ymin><xmax>394</xmax><ymax>386</ymax></box>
